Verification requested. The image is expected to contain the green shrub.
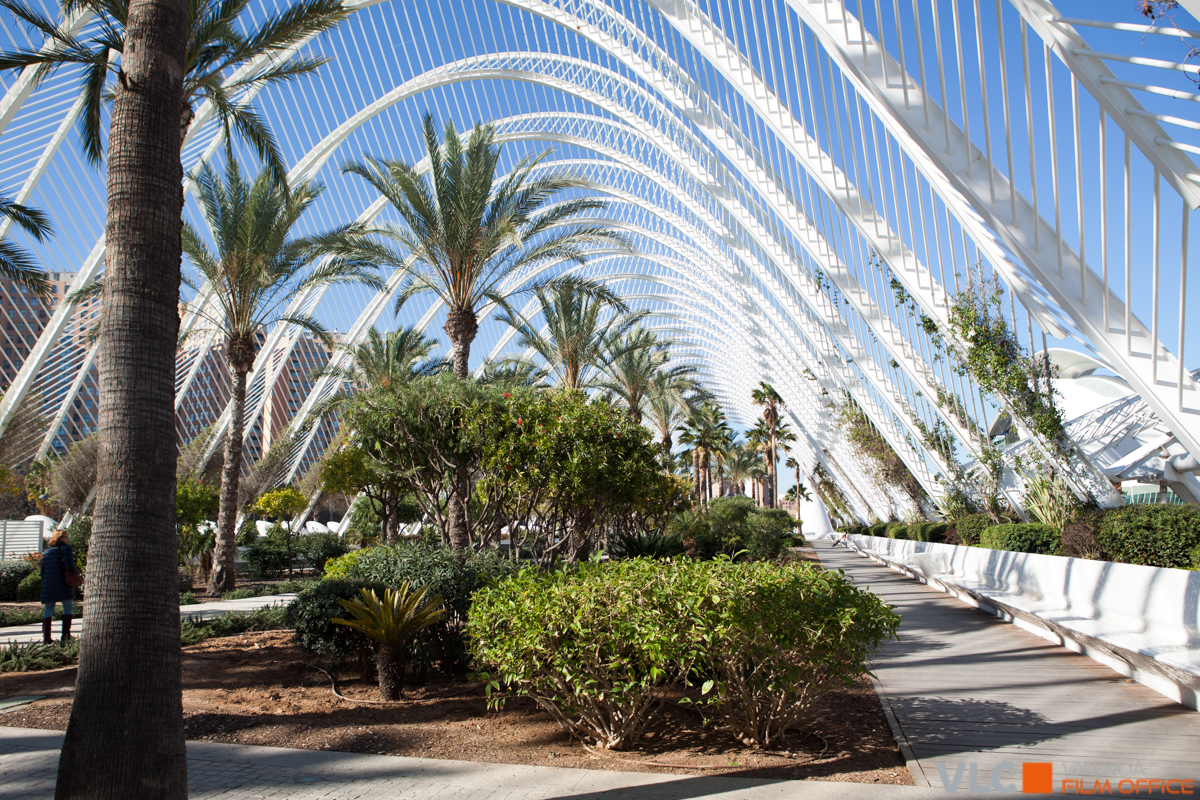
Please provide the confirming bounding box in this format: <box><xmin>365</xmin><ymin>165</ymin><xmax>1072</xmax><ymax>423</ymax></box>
<box><xmin>885</xmin><ymin>523</ymin><xmax>909</xmax><ymax>540</ymax></box>
<box><xmin>924</xmin><ymin>523</ymin><xmax>950</xmax><ymax>543</ymax></box>
<box><xmin>66</xmin><ymin>516</ymin><xmax>92</xmax><ymax>569</ymax></box>
<box><xmin>222</xmin><ymin>588</ymin><xmax>255</xmax><ymax>600</ymax></box>
<box><xmin>866</xmin><ymin>523</ymin><xmax>889</xmax><ymax>537</ymax></box>
<box><xmin>179</xmin><ymin>591</ymin><xmax>198</xmax><ymax>605</ymax></box>
<box><xmin>16</xmin><ymin>571</ymin><xmax>41</xmax><ymax>601</ymax></box>
<box><xmin>469</xmin><ymin>560</ymin><xmax>709</xmax><ymax>749</ymax></box>
<box><xmin>1191</xmin><ymin>544</ymin><xmax>1200</xmax><ymax>571</ymax></box>
<box><xmin>1096</xmin><ymin>505</ymin><xmax>1200</xmax><ymax>569</ymax></box>
<box><xmin>979</xmin><ymin>523</ymin><xmax>1060</xmax><ymax>555</ymax></box>
<box><xmin>0</xmin><ymin>637</ymin><xmax>80</xmax><ymax>672</ymax></box>
<box><xmin>243</xmin><ymin>537</ymin><xmax>290</xmax><ymax>579</ymax></box>
<box><xmin>696</xmin><ymin>559</ymin><xmax>901</xmax><ymax>746</ymax></box>
<box><xmin>676</xmin><ymin>497</ymin><xmax>796</xmax><ymax>561</ymax></box>
<box><xmin>610</xmin><ymin>530</ymin><xmax>685</xmax><ymax>559</ymax></box>
<box><xmin>468</xmin><ymin>558</ymin><xmax>900</xmax><ymax>749</ymax></box>
<box><xmin>236</xmin><ymin>519</ymin><xmax>259</xmax><ymax>547</ymax></box>
<box><xmin>322</xmin><ymin>549</ymin><xmax>366</xmax><ymax>580</ymax></box>
<box><xmin>0</xmin><ymin>559</ymin><xmax>35</xmax><ymax>602</ymax></box>
<box><xmin>296</xmin><ymin>533</ymin><xmax>347</xmax><ymax>573</ymax></box>
<box><xmin>951</xmin><ymin>513</ymin><xmax>992</xmax><ymax>546</ymax></box>
<box><xmin>286</xmin><ymin>580</ymin><xmax>379</xmax><ymax>667</ymax></box>
<box><xmin>343</xmin><ymin>541</ymin><xmax>518</xmax><ymax>670</ymax></box>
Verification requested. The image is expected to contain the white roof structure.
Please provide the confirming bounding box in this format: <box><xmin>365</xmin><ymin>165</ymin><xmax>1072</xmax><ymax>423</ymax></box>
<box><xmin>1</xmin><ymin>0</ymin><xmax>1199</xmax><ymax>520</ymax></box>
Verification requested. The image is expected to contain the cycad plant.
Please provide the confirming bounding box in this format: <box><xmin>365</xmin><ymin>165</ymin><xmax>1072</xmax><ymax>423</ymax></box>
<box><xmin>333</xmin><ymin>584</ymin><xmax>448</xmax><ymax>701</ymax></box>
<box><xmin>326</xmin><ymin>113</ymin><xmax>630</xmax><ymax>379</ymax></box>
<box><xmin>497</xmin><ymin>278</ymin><xmax>642</xmax><ymax>390</ymax></box>
<box><xmin>182</xmin><ymin>154</ymin><xmax>381</xmax><ymax>594</ymax></box>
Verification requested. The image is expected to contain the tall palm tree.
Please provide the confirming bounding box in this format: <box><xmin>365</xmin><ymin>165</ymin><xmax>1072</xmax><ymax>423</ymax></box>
<box><xmin>312</xmin><ymin>325</ymin><xmax>446</xmax><ymax>401</ymax></box>
<box><xmin>645</xmin><ymin>372</ymin><xmax>705</xmax><ymax>455</ymax></box>
<box><xmin>0</xmin><ymin>198</ymin><xmax>53</xmax><ymax>297</ymax></box>
<box><xmin>785</xmin><ymin>455</ymin><xmax>812</xmax><ymax>505</ymax></box>
<box><xmin>496</xmin><ymin>278</ymin><xmax>641</xmax><ymax>390</ymax></box>
<box><xmin>722</xmin><ymin>442</ymin><xmax>758</xmax><ymax>497</ymax></box>
<box><xmin>0</xmin><ymin>0</ymin><xmax>348</xmax><ymax>177</ymax></box>
<box><xmin>1</xmin><ymin>1</ymin><xmax>347</xmax><ymax>792</ymax></box>
<box><xmin>678</xmin><ymin>403</ymin><xmax>731</xmax><ymax>506</ymax></box>
<box><xmin>750</xmin><ymin>381</ymin><xmax>785</xmax><ymax>508</ymax></box>
<box><xmin>327</xmin><ymin>113</ymin><xmax>630</xmax><ymax>380</ymax></box>
<box><xmin>600</xmin><ymin>327</ymin><xmax>695</xmax><ymax>425</ymax></box>
<box><xmin>182</xmin><ymin>154</ymin><xmax>380</xmax><ymax>594</ymax></box>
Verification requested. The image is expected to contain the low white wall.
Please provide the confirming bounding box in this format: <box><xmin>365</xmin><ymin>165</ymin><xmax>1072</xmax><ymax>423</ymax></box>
<box><xmin>846</xmin><ymin>534</ymin><xmax>1200</xmax><ymax>711</ymax></box>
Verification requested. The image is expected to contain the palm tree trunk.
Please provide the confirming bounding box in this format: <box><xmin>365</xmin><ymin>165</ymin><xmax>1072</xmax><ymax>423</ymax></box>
<box><xmin>376</xmin><ymin>644</ymin><xmax>406</xmax><ymax>701</ymax></box>
<box><xmin>447</xmin><ymin>464</ymin><xmax>471</xmax><ymax>550</ymax></box>
<box><xmin>444</xmin><ymin>307</ymin><xmax>478</xmax><ymax>380</ymax></box>
<box><xmin>210</xmin><ymin>366</ymin><xmax>249</xmax><ymax>594</ymax></box>
<box><xmin>55</xmin><ymin>0</ymin><xmax>189</xmax><ymax>794</ymax></box>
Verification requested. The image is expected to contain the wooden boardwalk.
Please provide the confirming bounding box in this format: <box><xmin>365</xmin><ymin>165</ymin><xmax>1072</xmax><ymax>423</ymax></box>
<box><xmin>816</xmin><ymin>544</ymin><xmax>1200</xmax><ymax>794</ymax></box>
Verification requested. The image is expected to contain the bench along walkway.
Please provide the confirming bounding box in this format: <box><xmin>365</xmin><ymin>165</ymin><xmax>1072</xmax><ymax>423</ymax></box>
<box><xmin>0</xmin><ymin>726</ymin><xmax>949</xmax><ymax>800</ymax></box>
<box><xmin>0</xmin><ymin>594</ymin><xmax>298</xmax><ymax>645</ymax></box>
<box><xmin>816</xmin><ymin>543</ymin><xmax>1200</xmax><ymax>794</ymax></box>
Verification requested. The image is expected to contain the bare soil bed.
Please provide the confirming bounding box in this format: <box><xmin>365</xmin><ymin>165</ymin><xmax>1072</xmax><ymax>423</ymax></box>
<box><xmin>0</xmin><ymin>629</ymin><xmax>908</xmax><ymax>785</ymax></box>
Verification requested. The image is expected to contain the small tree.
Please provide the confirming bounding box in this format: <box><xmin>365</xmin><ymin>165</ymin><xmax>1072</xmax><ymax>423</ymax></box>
<box><xmin>319</xmin><ymin>445</ymin><xmax>416</xmax><ymax>544</ymax></box>
<box><xmin>177</xmin><ymin>478</ymin><xmax>219</xmax><ymax>582</ymax></box>
<box><xmin>251</xmin><ymin>487</ymin><xmax>308</xmax><ymax>577</ymax></box>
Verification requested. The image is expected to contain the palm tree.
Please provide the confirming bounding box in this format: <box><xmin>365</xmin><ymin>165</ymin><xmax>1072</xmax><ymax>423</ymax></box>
<box><xmin>785</xmin><ymin>455</ymin><xmax>812</xmax><ymax>505</ymax></box>
<box><xmin>645</xmin><ymin>372</ymin><xmax>705</xmax><ymax>455</ymax></box>
<box><xmin>750</xmin><ymin>382</ymin><xmax>785</xmax><ymax>508</ymax></box>
<box><xmin>722</xmin><ymin>442</ymin><xmax>758</xmax><ymax>497</ymax></box>
<box><xmin>311</xmin><ymin>325</ymin><xmax>446</xmax><ymax>404</ymax></box>
<box><xmin>678</xmin><ymin>403</ymin><xmax>731</xmax><ymax>506</ymax></box>
<box><xmin>600</xmin><ymin>328</ymin><xmax>696</xmax><ymax>425</ymax></box>
<box><xmin>0</xmin><ymin>0</ymin><xmax>348</xmax><ymax>177</ymax></box>
<box><xmin>1</xmin><ymin>1</ymin><xmax>347</xmax><ymax>791</ymax></box>
<box><xmin>327</xmin><ymin>113</ymin><xmax>630</xmax><ymax>380</ymax></box>
<box><xmin>0</xmin><ymin>197</ymin><xmax>53</xmax><ymax>297</ymax></box>
<box><xmin>182</xmin><ymin>154</ymin><xmax>380</xmax><ymax>594</ymax></box>
<box><xmin>496</xmin><ymin>278</ymin><xmax>641</xmax><ymax>390</ymax></box>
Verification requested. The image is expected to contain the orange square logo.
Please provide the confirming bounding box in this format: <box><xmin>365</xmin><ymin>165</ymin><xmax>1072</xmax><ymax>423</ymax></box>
<box><xmin>1023</xmin><ymin>762</ymin><xmax>1053</xmax><ymax>794</ymax></box>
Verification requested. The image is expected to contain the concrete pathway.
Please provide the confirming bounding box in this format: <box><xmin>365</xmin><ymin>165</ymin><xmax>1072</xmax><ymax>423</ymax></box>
<box><xmin>815</xmin><ymin>541</ymin><xmax>1200</xmax><ymax>795</ymax></box>
<box><xmin>0</xmin><ymin>594</ymin><xmax>297</xmax><ymax>645</ymax></box>
<box><xmin>0</xmin><ymin>727</ymin><xmax>952</xmax><ymax>800</ymax></box>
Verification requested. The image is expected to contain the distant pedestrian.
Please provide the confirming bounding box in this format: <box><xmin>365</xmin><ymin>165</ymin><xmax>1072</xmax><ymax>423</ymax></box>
<box><xmin>41</xmin><ymin>529</ymin><xmax>80</xmax><ymax>644</ymax></box>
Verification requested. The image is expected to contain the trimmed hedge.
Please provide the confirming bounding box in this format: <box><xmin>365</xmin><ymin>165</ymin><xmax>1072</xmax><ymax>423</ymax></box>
<box><xmin>885</xmin><ymin>522</ymin><xmax>908</xmax><ymax>540</ymax></box>
<box><xmin>950</xmin><ymin>513</ymin><xmax>992</xmax><ymax>546</ymax></box>
<box><xmin>0</xmin><ymin>560</ymin><xmax>35</xmax><ymax>602</ymax></box>
<box><xmin>866</xmin><ymin>523</ymin><xmax>890</xmax><ymax>537</ymax></box>
<box><xmin>906</xmin><ymin>522</ymin><xmax>950</xmax><ymax>543</ymax></box>
<box><xmin>1096</xmin><ymin>505</ymin><xmax>1200</xmax><ymax>569</ymax></box>
<box><xmin>979</xmin><ymin>523</ymin><xmax>1060</xmax><ymax>555</ymax></box>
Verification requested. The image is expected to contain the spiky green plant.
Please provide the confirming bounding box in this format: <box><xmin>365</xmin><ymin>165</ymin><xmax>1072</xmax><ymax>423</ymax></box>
<box><xmin>332</xmin><ymin>583</ymin><xmax>448</xmax><ymax>700</ymax></box>
<box><xmin>1021</xmin><ymin>472</ymin><xmax>1078</xmax><ymax>532</ymax></box>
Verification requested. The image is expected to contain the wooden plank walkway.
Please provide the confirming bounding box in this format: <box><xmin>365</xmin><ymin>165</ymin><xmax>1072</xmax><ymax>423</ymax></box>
<box><xmin>815</xmin><ymin>543</ymin><xmax>1200</xmax><ymax>794</ymax></box>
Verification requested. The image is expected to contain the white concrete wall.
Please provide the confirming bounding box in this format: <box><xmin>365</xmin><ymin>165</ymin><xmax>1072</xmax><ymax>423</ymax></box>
<box><xmin>846</xmin><ymin>535</ymin><xmax>1200</xmax><ymax>711</ymax></box>
<box><xmin>800</xmin><ymin>496</ymin><xmax>834</xmax><ymax>535</ymax></box>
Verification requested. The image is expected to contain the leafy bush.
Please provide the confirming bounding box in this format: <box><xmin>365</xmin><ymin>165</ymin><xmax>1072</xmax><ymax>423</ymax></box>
<box><xmin>221</xmin><ymin>588</ymin><xmax>255</xmax><ymax>600</ymax></box>
<box><xmin>469</xmin><ymin>558</ymin><xmax>900</xmax><ymax>749</ymax></box>
<box><xmin>696</xmin><ymin>560</ymin><xmax>901</xmax><ymax>746</ymax></box>
<box><xmin>66</xmin><ymin>517</ymin><xmax>92</xmax><ymax>569</ymax></box>
<box><xmin>610</xmin><ymin>530</ymin><xmax>684</xmax><ymax>559</ymax></box>
<box><xmin>0</xmin><ymin>637</ymin><xmax>80</xmax><ymax>672</ymax></box>
<box><xmin>0</xmin><ymin>559</ymin><xmax>35</xmax><ymax>602</ymax></box>
<box><xmin>243</xmin><ymin>535</ymin><xmax>290</xmax><ymax>579</ymax></box>
<box><xmin>1096</xmin><ymin>505</ymin><xmax>1200</xmax><ymax>569</ymax></box>
<box><xmin>950</xmin><ymin>513</ymin><xmax>992</xmax><ymax>546</ymax></box>
<box><xmin>236</xmin><ymin>518</ymin><xmax>259</xmax><ymax>547</ymax></box>
<box><xmin>322</xmin><ymin>549</ymin><xmax>366</xmax><ymax>579</ymax></box>
<box><xmin>179</xmin><ymin>591</ymin><xmax>198</xmax><ymax>605</ymax></box>
<box><xmin>906</xmin><ymin>522</ymin><xmax>949</xmax><ymax>543</ymax></box>
<box><xmin>342</xmin><ymin>541</ymin><xmax>518</xmax><ymax>670</ymax></box>
<box><xmin>469</xmin><ymin>560</ymin><xmax>708</xmax><ymax>749</ymax></box>
<box><xmin>1058</xmin><ymin>524</ymin><xmax>1103</xmax><ymax>560</ymax></box>
<box><xmin>17</xmin><ymin>571</ymin><xmax>40</xmax><ymax>601</ymax></box>
<box><xmin>979</xmin><ymin>523</ymin><xmax>1060</xmax><ymax>555</ymax></box>
<box><xmin>296</xmin><ymin>533</ymin><xmax>347</xmax><ymax>573</ymax></box>
<box><xmin>287</xmin><ymin>580</ymin><xmax>380</xmax><ymax>667</ymax></box>
<box><xmin>866</xmin><ymin>523</ymin><xmax>889</xmax><ymax>537</ymax></box>
<box><xmin>885</xmin><ymin>523</ymin><xmax>908</xmax><ymax>540</ymax></box>
<box><xmin>674</xmin><ymin>497</ymin><xmax>796</xmax><ymax>561</ymax></box>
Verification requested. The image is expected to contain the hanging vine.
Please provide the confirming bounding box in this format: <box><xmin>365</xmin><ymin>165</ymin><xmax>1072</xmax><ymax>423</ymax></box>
<box><xmin>835</xmin><ymin>394</ymin><xmax>926</xmax><ymax>506</ymax></box>
<box><xmin>812</xmin><ymin>462</ymin><xmax>852</xmax><ymax>522</ymax></box>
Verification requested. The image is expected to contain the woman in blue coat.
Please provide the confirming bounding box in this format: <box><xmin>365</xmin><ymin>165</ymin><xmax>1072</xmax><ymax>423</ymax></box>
<box><xmin>41</xmin><ymin>528</ymin><xmax>79</xmax><ymax>643</ymax></box>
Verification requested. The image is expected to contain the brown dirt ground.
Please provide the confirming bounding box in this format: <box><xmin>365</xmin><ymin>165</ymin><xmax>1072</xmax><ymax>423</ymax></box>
<box><xmin>0</xmin><ymin>630</ymin><xmax>909</xmax><ymax>785</ymax></box>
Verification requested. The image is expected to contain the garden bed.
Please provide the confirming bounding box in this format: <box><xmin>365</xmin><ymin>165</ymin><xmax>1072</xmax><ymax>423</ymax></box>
<box><xmin>0</xmin><ymin>630</ymin><xmax>910</xmax><ymax>785</ymax></box>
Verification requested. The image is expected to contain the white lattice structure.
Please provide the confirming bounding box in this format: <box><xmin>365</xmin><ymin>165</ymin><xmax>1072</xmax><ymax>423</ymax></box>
<box><xmin>1</xmin><ymin>0</ymin><xmax>1199</xmax><ymax>520</ymax></box>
